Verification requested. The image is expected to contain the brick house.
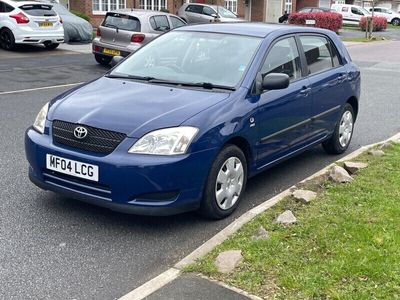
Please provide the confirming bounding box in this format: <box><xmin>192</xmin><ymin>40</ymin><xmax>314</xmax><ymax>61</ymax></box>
<box><xmin>64</xmin><ymin>0</ymin><xmax>298</xmax><ymax>27</ymax></box>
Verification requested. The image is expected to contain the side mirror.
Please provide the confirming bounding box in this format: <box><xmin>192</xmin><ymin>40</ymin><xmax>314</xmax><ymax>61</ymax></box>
<box><xmin>110</xmin><ymin>56</ymin><xmax>124</xmax><ymax>68</ymax></box>
<box><xmin>211</xmin><ymin>13</ymin><xmax>219</xmax><ymax>18</ymax></box>
<box><xmin>262</xmin><ymin>73</ymin><xmax>290</xmax><ymax>91</ymax></box>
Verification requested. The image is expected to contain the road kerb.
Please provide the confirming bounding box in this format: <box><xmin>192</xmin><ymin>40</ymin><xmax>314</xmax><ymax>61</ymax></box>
<box><xmin>118</xmin><ymin>132</ymin><xmax>400</xmax><ymax>300</ymax></box>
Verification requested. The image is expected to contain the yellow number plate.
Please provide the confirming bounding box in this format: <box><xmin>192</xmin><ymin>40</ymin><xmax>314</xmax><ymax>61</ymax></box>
<box><xmin>39</xmin><ymin>22</ymin><xmax>53</xmax><ymax>27</ymax></box>
<box><xmin>103</xmin><ymin>48</ymin><xmax>121</xmax><ymax>56</ymax></box>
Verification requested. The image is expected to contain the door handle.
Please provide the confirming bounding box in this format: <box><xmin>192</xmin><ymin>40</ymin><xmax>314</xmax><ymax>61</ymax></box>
<box><xmin>337</xmin><ymin>74</ymin><xmax>347</xmax><ymax>82</ymax></box>
<box><xmin>299</xmin><ymin>87</ymin><xmax>311</xmax><ymax>96</ymax></box>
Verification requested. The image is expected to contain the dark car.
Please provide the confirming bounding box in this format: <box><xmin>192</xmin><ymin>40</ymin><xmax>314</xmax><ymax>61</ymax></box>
<box><xmin>26</xmin><ymin>23</ymin><xmax>360</xmax><ymax>219</ymax></box>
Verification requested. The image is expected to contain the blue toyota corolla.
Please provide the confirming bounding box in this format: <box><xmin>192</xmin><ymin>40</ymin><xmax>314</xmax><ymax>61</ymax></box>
<box><xmin>25</xmin><ymin>23</ymin><xmax>360</xmax><ymax>219</ymax></box>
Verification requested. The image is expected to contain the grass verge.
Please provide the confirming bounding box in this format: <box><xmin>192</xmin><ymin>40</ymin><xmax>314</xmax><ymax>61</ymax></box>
<box><xmin>185</xmin><ymin>143</ymin><xmax>400</xmax><ymax>299</ymax></box>
<box><xmin>342</xmin><ymin>36</ymin><xmax>387</xmax><ymax>42</ymax></box>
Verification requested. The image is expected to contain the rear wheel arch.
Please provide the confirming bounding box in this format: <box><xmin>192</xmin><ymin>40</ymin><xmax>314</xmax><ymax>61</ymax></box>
<box><xmin>346</xmin><ymin>96</ymin><xmax>358</xmax><ymax>120</ymax></box>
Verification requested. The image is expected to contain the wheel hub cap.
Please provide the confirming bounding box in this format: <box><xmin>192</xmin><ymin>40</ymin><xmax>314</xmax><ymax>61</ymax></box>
<box><xmin>215</xmin><ymin>157</ymin><xmax>244</xmax><ymax>210</ymax></box>
<box><xmin>339</xmin><ymin>111</ymin><xmax>353</xmax><ymax>147</ymax></box>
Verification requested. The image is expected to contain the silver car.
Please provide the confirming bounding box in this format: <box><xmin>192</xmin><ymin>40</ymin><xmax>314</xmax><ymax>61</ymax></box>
<box><xmin>177</xmin><ymin>3</ymin><xmax>243</xmax><ymax>24</ymax></box>
<box><xmin>92</xmin><ymin>9</ymin><xmax>186</xmax><ymax>65</ymax></box>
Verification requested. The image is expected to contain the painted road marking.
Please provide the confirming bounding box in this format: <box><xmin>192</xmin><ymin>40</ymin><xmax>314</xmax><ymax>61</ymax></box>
<box><xmin>0</xmin><ymin>83</ymin><xmax>84</xmax><ymax>96</ymax></box>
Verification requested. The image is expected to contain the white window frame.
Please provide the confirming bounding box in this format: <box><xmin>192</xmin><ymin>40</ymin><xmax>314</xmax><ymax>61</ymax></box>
<box><xmin>93</xmin><ymin>0</ymin><xmax>126</xmax><ymax>15</ymax></box>
<box><xmin>285</xmin><ymin>0</ymin><xmax>292</xmax><ymax>13</ymax></box>
<box><xmin>224</xmin><ymin>0</ymin><xmax>237</xmax><ymax>14</ymax></box>
<box><xmin>139</xmin><ymin>0</ymin><xmax>168</xmax><ymax>11</ymax></box>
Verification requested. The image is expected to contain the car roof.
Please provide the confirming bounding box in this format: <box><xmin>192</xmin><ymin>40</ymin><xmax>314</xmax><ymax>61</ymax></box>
<box><xmin>4</xmin><ymin>0</ymin><xmax>49</xmax><ymax>5</ymax></box>
<box><xmin>176</xmin><ymin>22</ymin><xmax>332</xmax><ymax>38</ymax></box>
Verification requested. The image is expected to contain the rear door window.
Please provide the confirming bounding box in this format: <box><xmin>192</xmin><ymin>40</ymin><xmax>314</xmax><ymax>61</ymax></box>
<box><xmin>103</xmin><ymin>13</ymin><xmax>141</xmax><ymax>32</ymax></box>
<box><xmin>149</xmin><ymin>15</ymin><xmax>170</xmax><ymax>32</ymax></box>
<box><xmin>299</xmin><ymin>35</ymin><xmax>340</xmax><ymax>75</ymax></box>
<box><xmin>19</xmin><ymin>4</ymin><xmax>56</xmax><ymax>16</ymax></box>
<box><xmin>185</xmin><ymin>5</ymin><xmax>203</xmax><ymax>14</ymax></box>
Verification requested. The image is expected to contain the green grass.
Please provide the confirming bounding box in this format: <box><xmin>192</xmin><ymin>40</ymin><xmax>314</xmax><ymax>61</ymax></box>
<box><xmin>185</xmin><ymin>143</ymin><xmax>400</xmax><ymax>299</ymax></box>
<box><xmin>342</xmin><ymin>36</ymin><xmax>387</xmax><ymax>42</ymax></box>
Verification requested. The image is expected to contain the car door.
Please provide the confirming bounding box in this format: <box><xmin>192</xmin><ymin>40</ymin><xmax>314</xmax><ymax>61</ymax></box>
<box><xmin>350</xmin><ymin>6</ymin><xmax>365</xmax><ymax>22</ymax></box>
<box><xmin>184</xmin><ymin>5</ymin><xmax>203</xmax><ymax>23</ymax></box>
<box><xmin>298</xmin><ymin>35</ymin><xmax>348</xmax><ymax>141</ymax></box>
<box><xmin>254</xmin><ymin>36</ymin><xmax>312</xmax><ymax>169</ymax></box>
<box><xmin>201</xmin><ymin>6</ymin><xmax>217</xmax><ymax>23</ymax></box>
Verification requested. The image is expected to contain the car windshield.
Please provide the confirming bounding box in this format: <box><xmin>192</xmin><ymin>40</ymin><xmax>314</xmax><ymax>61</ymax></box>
<box><xmin>111</xmin><ymin>31</ymin><xmax>261</xmax><ymax>88</ymax></box>
<box><xmin>213</xmin><ymin>6</ymin><xmax>237</xmax><ymax>18</ymax></box>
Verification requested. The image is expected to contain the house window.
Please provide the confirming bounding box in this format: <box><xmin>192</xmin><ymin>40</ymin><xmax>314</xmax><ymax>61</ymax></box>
<box><xmin>224</xmin><ymin>0</ymin><xmax>237</xmax><ymax>14</ymax></box>
<box><xmin>139</xmin><ymin>0</ymin><xmax>168</xmax><ymax>10</ymax></box>
<box><xmin>284</xmin><ymin>0</ymin><xmax>292</xmax><ymax>13</ymax></box>
<box><xmin>319</xmin><ymin>0</ymin><xmax>330</xmax><ymax>8</ymax></box>
<box><xmin>93</xmin><ymin>0</ymin><xmax>126</xmax><ymax>13</ymax></box>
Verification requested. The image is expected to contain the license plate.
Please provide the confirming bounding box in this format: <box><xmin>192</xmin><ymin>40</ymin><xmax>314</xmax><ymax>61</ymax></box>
<box><xmin>103</xmin><ymin>48</ymin><xmax>121</xmax><ymax>56</ymax></box>
<box><xmin>39</xmin><ymin>22</ymin><xmax>53</xmax><ymax>27</ymax></box>
<box><xmin>46</xmin><ymin>154</ymin><xmax>99</xmax><ymax>182</ymax></box>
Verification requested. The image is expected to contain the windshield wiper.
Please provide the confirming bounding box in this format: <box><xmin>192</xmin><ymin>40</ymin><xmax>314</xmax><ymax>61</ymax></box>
<box><xmin>147</xmin><ymin>79</ymin><xmax>235</xmax><ymax>91</ymax></box>
<box><xmin>106</xmin><ymin>75</ymin><xmax>236</xmax><ymax>91</ymax></box>
<box><xmin>106</xmin><ymin>74</ymin><xmax>156</xmax><ymax>81</ymax></box>
<box><xmin>180</xmin><ymin>82</ymin><xmax>236</xmax><ymax>91</ymax></box>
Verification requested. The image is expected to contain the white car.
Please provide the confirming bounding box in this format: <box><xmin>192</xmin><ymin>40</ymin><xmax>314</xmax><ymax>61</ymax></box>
<box><xmin>368</xmin><ymin>7</ymin><xmax>400</xmax><ymax>26</ymax></box>
<box><xmin>0</xmin><ymin>0</ymin><xmax>64</xmax><ymax>50</ymax></box>
<box><xmin>331</xmin><ymin>4</ymin><xmax>371</xmax><ymax>25</ymax></box>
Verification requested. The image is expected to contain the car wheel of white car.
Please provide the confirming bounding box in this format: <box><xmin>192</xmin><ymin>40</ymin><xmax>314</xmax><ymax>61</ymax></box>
<box><xmin>0</xmin><ymin>28</ymin><xmax>16</xmax><ymax>50</ymax></box>
<box><xmin>44</xmin><ymin>42</ymin><xmax>60</xmax><ymax>50</ymax></box>
<box><xmin>391</xmin><ymin>18</ymin><xmax>400</xmax><ymax>26</ymax></box>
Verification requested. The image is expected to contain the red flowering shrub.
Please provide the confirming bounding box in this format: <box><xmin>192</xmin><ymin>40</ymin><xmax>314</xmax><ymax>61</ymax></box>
<box><xmin>359</xmin><ymin>16</ymin><xmax>387</xmax><ymax>31</ymax></box>
<box><xmin>288</xmin><ymin>12</ymin><xmax>343</xmax><ymax>33</ymax></box>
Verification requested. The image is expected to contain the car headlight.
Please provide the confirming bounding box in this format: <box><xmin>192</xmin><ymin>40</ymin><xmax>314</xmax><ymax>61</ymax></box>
<box><xmin>33</xmin><ymin>102</ymin><xmax>49</xmax><ymax>134</ymax></box>
<box><xmin>129</xmin><ymin>127</ymin><xmax>199</xmax><ymax>155</ymax></box>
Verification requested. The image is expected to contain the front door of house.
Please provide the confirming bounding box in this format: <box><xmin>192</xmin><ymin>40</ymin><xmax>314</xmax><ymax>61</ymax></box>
<box><xmin>266</xmin><ymin>0</ymin><xmax>282</xmax><ymax>22</ymax></box>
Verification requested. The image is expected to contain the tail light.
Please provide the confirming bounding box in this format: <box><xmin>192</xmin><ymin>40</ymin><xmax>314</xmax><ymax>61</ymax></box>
<box><xmin>96</xmin><ymin>28</ymin><xmax>101</xmax><ymax>37</ymax></box>
<box><xmin>131</xmin><ymin>34</ymin><xmax>145</xmax><ymax>43</ymax></box>
<box><xmin>10</xmin><ymin>12</ymin><xmax>30</xmax><ymax>24</ymax></box>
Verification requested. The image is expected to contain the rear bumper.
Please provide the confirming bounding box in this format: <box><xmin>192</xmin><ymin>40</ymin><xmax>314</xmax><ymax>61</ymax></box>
<box><xmin>13</xmin><ymin>25</ymin><xmax>64</xmax><ymax>44</ymax></box>
<box><xmin>92</xmin><ymin>38</ymin><xmax>141</xmax><ymax>57</ymax></box>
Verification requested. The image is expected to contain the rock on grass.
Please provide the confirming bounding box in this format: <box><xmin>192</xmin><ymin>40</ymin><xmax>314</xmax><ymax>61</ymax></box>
<box><xmin>292</xmin><ymin>189</ymin><xmax>317</xmax><ymax>204</ymax></box>
<box><xmin>215</xmin><ymin>250</ymin><xmax>243</xmax><ymax>273</ymax></box>
<box><xmin>329</xmin><ymin>165</ymin><xmax>353</xmax><ymax>183</ymax></box>
<box><xmin>343</xmin><ymin>162</ymin><xmax>368</xmax><ymax>174</ymax></box>
<box><xmin>276</xmin><ymin>210</ymin><xmax>297</xmax><ymax>225</ymax></box>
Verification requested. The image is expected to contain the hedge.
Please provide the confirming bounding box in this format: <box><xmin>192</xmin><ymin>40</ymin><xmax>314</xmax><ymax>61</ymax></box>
<box><xmin>288</xmin><ymin>12</ymin><xmax>343</xmax><ymax>33</ymax></box>
<box><xmin>359</xmin><ymin>16</ymin><xmax>387</xmax><ymax>31</ymax></box>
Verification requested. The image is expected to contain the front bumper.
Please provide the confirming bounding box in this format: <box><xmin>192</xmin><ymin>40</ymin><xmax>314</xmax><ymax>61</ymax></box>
<box><xmin>25</xmin><ymin>127</ymin><xmax>217</xmax><ymax>216</ymax></box>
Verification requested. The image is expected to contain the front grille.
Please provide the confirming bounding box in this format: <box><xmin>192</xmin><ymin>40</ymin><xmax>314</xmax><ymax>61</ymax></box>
<box><xmin>52</xmin><ymin>120</ymin><xmax>126</xmax><ymax>154</ymax></box>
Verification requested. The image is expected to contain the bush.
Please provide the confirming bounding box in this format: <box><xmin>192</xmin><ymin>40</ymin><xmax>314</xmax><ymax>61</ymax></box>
<box><xmin>71</xmin><ymin>10</ymin><xmax>91</xmax><ymax>23</ymax></box>
<box><xmin>359</xmin><ymin>16</ymin><xmax>387</xmax><ymax>31</ymax></box>
<box><xmin>289</xmin><ymin>12</ymin><xmax>343</xmax><ymax>33</ymax></box>
<box><xmin>160</xmin><ymin>8</ymin><xmax>170</xmax><ymax>13</ymax></box>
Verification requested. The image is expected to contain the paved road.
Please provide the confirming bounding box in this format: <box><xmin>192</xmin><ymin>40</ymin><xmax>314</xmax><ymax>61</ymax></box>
<box><xmin>1</xmin><ymin>41</ymin><xmax>399</xmax><ymax>299</ymax></box>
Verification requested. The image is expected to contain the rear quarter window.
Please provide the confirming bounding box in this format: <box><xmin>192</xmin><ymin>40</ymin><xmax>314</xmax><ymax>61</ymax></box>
<box><xmin>19</xmin><ymin>4</ymin><xmax>56</xmax><ymax>16</ymax></box>
<box><xmin>0</xmin><ymin>2</ymin><xmax>14</xmax><ymax>13</ymax></box>
<box><xmin>103</xmin><ymin>13</ymin><xmax>141</xmax><ymax>32</ymax></box>
<box><xmin>149</xmin><ymin>15</ymin><xmax>170</xmax><ymax>32</ymax></box>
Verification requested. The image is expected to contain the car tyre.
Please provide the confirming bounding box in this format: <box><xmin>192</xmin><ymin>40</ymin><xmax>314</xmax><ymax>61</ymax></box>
<box><xmin>0</xmin><ymin>28</ymin><xmax>16</xmax><ymax>50</ymax></box>
<box><xmin>199</xmin><ymin>145</ymin><xmax>247</xmax><ymax>219</ymax></box>
<box><xmin>391</xmin><ymin>18</ymin><xmax>400</xmax><ymax>26</ymax></box>
<box><xmin>44</xmin><ymin>42</ymin><xmax>60</xmax><ymax>50</ymax></box>
<box><xmin>94</xmin><ymin>54</ymin><xmax>113</xmax><ymax>66</ymax></box>
<box><xmin>322</xmin><ymin>103</ymin><xmax>355</xmax><ymax>154</ymax></box>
